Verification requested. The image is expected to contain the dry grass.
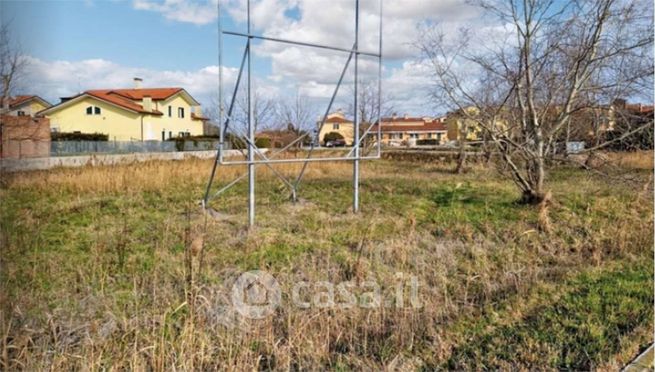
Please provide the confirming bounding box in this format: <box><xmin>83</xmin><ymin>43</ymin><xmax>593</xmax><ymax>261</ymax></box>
<box><xmin>605</xmin><ymin>150</ymin><xmax>654</xmax><ymax>170</ymax></box>
<box><xmin>0</xmin><ymin>157</ymin><xmax>652</xmax><ymax>370</ymax></box>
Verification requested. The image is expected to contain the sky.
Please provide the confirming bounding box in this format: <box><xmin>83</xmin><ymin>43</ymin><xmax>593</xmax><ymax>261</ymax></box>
<box><xmin>1</xmin><ymin>0</ymin><xmax>484</xmax><ymax>118</ymax></box>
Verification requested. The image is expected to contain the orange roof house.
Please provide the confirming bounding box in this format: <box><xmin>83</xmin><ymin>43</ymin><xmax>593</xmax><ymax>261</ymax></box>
<box><xmin>370</xmin><ymin>114</ymin><xmax>448</xmax><ymax>145</ymax></box>
<box><xmin>38</xmin><ymin>79</ymin><xmax>208</xmax><ymax>141</ymax></box>
<box><xmin>0</xmin><ymin>95</ymin><xmax>51</xmax><ymax>117</ymax></box>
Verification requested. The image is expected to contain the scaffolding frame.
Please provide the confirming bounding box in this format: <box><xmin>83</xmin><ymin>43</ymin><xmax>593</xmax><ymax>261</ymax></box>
<box><xmin>203</xmin><ymin>0</ymin><xmax>383</xmax><ymax>226</ymax></box>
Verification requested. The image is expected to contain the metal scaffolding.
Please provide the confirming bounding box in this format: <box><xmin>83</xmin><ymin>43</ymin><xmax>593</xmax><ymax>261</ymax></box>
<box><xmin>203</xmin><ymin>0</ymin><xmax>383</xmax><ymax>226</ymax></box>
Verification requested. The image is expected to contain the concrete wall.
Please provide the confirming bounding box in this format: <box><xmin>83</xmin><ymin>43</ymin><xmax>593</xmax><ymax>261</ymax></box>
<box><xmin>0</xmin><ymin>149</ymin><xmax>264</xmax><ymax>172</ymax></box>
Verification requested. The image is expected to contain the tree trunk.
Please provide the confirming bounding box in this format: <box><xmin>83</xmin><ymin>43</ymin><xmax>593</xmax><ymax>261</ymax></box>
<box><xmin>455</xmin><ymin>140</ymin><xmax>467</xmax><ymax>173</ymax></box>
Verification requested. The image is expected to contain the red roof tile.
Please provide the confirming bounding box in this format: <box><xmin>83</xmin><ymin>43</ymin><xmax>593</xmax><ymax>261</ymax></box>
<box><xmin>85</xmin><ymin>90</ymin><xmax>163</xmax><ymax>114</ymax></box>
<box><xmin>9</xmin><ymin>95</ymin><xmax>36</xmax><ymax>107</ymax></box>
<box><xmin>108</xmin><ymin>88</ymin><xmax>183</xmax><ymax>101</ymax></box>
<box><xmin>324</xmin><ymin>116</ymin><xmax>352</xmax><ymax>123</ymax></box>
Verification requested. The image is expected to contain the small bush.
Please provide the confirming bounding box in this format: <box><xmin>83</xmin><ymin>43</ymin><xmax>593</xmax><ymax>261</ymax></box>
<box><xmin>255</xmin><ymin>137</ymin><xmax>271</xmax><ymax>148</ymax></box>
<box><xmin>51</xmin><ymin>132</ymin><xmax>108</xmax><ymax>141</ymax></box>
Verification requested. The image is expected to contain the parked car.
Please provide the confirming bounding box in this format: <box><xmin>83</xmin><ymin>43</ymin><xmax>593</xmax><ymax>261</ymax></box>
<box><xmin>325</xmin><ymin>139</ymin><xmax>346</xmax><ymax>147</ymax></box>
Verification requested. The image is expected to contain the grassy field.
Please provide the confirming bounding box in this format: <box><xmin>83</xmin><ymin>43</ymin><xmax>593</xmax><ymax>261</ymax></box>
<box><xmin>1</xmin><ymin>155</ymin><xmax>653</xmax><ymax>370</ymax></box>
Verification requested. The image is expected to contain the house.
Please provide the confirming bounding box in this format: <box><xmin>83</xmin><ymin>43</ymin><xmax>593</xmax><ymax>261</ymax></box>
<box><xmin>0</xmin><ymin>95</ymin><xmax>52</xmax><ymax>117</ymax></box>
<box><xmin>318</xmin><ymin>110</ymin><xmax>355</xmax><ymax>145</ymax></box>
<box><xmin>370</xmin><ymin>114</ymin><xmax>448</xmax><ymax>146</ymax></box>
<box><xmin>38</xmin><ymin>78</ymin><xmax>208</xmax><ymax>141</ymax></box>
<box><xmin>444</xmin><ymin>107</ymin><xmax>511</xmax><ymax>142</ymax></box>
<box><xmin>0</xmin><ymin>115</ymin><xmax>51</xmax><ymax>159</ymax></box>
<box><xmin>444</xmin><ymin>107</ymin><xmax>485</xmax><ymax>141</ymax></box>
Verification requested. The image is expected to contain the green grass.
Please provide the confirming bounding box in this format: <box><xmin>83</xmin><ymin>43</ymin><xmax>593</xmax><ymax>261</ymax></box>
<box><xmin>0</xmin><ymin>159</ymin><xmax>652</xmax><ymax>370</ymax></box>
<box><xmin>445</xmin><ymin>259</ymin><xmax>654</xmax><ymax>370</ymax></box>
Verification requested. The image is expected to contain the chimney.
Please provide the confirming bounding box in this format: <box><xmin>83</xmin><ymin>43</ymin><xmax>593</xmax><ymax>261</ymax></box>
<box><xmin>143</xmin><ymin>95</ymin><xmax>152</xmax><ymax>112</ymax></box>
<box><xmin>404</xmin><ymin>113</ymin><xmax>409</xmax><ymax>119</ymax></box>
<box><xmin>134</xmin><ymin>77</ymin><xmax>143</xmax><ymax>89</ymax></box>
<box><xmin>392</xmin><ymin>112</ymin><xmax>397</xmax><ymax>120</ymax></box>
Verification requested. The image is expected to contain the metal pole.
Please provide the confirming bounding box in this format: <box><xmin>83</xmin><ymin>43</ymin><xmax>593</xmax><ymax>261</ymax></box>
<box><xmin>353</xmin><ymin>0</ymin><xmax>360</xmax><ymax>213</ymax></box>
<box><xmin>247</xmin><ymin>0</ymin><xmax>255</xmax><ymax>227</ymax></box>
<box><xmin>218</xmin><ymin>0</ymin><xmax>224</xmax><ymax>163</ymax></box>
<box><xmin>377</xmin><ymin>0</ymin><xmax>383</xmax><ymax>157</ymax></box>
<box><xmin>294</xmin><ymin>45</ymin><xmax>355</xmax><ymax>191</ymax></box>
<box><xmin>222</xmin><ymin>30</ymin><xmax>380</xmax><ymax>58</ymax></box>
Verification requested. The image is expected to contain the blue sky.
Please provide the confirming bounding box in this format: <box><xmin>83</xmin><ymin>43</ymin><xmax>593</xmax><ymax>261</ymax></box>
<box><xmin>1</xmin><ymin>0</ymin><xmax>483</xmax><ymax>117</ymax></box>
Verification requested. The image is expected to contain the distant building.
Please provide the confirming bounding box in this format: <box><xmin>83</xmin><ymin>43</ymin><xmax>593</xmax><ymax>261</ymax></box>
<box><xmin>0</xmin><ymin>95</ymin><xmax>51</xmax><ymax>117</ymax></box>
<box><xmin>318</xmin><ymin>110</ymin><xmax>355</xmax><ymax>145</ymax></box>
<box><xmin>38</xmin><ymin>78</ymin><xmax>208</xmax><ymax>141</ymax></box>
<box><xmin>370</xmin><ymin>114</ymin><xmax>448</xmax><ymax>146</ymax></box>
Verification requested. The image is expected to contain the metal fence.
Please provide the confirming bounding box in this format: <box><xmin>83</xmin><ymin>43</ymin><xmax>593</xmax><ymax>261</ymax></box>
<box><xmin>50</xmin><ymin>140</ymin><xmax>222</xmax><ymax>156</ymax></box>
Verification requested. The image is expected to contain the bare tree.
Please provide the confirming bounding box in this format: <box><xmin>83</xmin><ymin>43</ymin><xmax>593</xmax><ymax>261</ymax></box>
<box><xmin>1</xmin><ymin>21</ymin><xmax>27</xmax><ymax>112</ymax></box>
<box><xmin>346</xmin><ymin>80</ymin><xmax>394</xmax><ymax>126</ymax></box>
<box><xmin>420</xmin><ymin>0</ymin><xmax>653</xmax><ymax>204</ymax></box>
<box><xmin>229</xmin><ymin>89</ymin><xmax>276</xmax><ymax>134</ymax></box>
<box><xmin>275</xmin><ymin>92</ymin><xmax>317</xmax><ymax>134</ymax></box>
<box><xmin>345</xmin><ymin>80</ymin><xmax>394</xmax><ymax>133</ymax></box>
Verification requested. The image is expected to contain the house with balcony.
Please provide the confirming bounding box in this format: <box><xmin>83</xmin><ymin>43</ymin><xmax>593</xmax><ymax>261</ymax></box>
<box><xmin>38</xmin><ymin>78</ymin><xmax>208</xmax><ymax>141</ymax></box>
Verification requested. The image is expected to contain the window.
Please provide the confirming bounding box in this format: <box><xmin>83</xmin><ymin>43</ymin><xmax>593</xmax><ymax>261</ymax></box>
<box><xmin>410</xmin><ymin>133</ymin><xmax>419</xmax><ymax>139</ymax></box>
<box><xmin>168</xmin><ymin>106</ymin><xmax>172</xmax><ymax>117</ymax></box>
<box><xmin>178</xmin><ymin>131</ymin><xmax>185</xmax><ymax>137</ymax></box>
<box><xmin>17</xmin><ymin>110</ymin><xmax>26</xmax><ymax>116</ymax></box>
<box><xmin>178</xmin><ymin>107</ymin><xmax>185</xmax><ymax>118</ymax></box>
<box><xmin>86</xmin><ymin>106</ymin><xmax>101</xmax><ymax>115</ymax></box>
<box><xmin>399</xmin><ymin>133</ymin><xmax>404</xmax><ymax>139</ymax></box>
<box><xmin>427</xmin><ymin>133</ymin><xmax>433</xmax><ymax>139</ymax></box>
<box><xmin>332</xmin><ymin>124</ymin><xmax>340</xmax><ymax>130</ymax></box>
<box><xmin>169</xmin><ymin>131</ymin><xmax>172</xmax><ymax>139</ymax></box>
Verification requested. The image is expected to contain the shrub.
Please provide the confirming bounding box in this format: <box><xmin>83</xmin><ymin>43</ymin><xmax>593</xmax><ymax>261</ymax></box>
<box><xmin>51</xmin><ymin>132</ymin><xmax>108</xmax><ymax>141</ymax></box>
<box><xmin>255</xmin><ymin>137</ymin><xmax>271</xmax><ymax>148</ymax></box>
<box><xmin>416</xmin><ymin>139</ymin><xmax>440</xmax><ymax>146</ymax></box>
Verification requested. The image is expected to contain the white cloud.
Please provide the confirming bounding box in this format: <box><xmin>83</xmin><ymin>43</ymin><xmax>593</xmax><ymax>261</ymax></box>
<box><xmin>133</xmin><ymin>0</ymin><xmax>219</xmax><ymax>25</ymax></box>
<box><xmin>53</xmin><ymin>0</ymin><xmax>485</xmax><ymax>114</ymax></box>
<box><xmin>20</xmin><ymin>56</ymin><xmax>238</xmax><ymax>109</ymax></box>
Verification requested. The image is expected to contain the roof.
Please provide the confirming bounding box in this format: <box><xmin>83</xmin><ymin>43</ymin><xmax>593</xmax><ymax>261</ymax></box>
<box><xmin>38</xmin><ymin>87</ymin><xmax>203</xmax><ymax>118</ymax></box>
<box><xmin>191</xmin><ymin>113</ymin><xmax>209</xmax><ymax>121</ymax></box>
<box><xmin>371</xmin><ymin>119</ymin><xmax>448</xmax><ymax>132</ymax></box>
<box><xmin>324</xmin><ymin>115</ymin><xmax>353</xmax><ymax>123</ymax></box>
<box><xmin>380</xmin><ymin>116</ymin><xmax>433</xmax><ymax>123</ymax></box>
<box><xmin>4</xmin><ymin>95</ymin><xmax>52</xmax><ymax>109</ymax></box>
<box><xmin>102</xmin><ymin>88</ymin><xmax>183</xmax><ymax>101</ymax></box>
<box><xmin>624</xmin><ymin>103</ymin><xmax>654</xmax><ymax>114</ymax></box>
<box><xmin>86</xmin><ymin>90</ymin><xmax>163</xmax><ymax>114</ymax></box>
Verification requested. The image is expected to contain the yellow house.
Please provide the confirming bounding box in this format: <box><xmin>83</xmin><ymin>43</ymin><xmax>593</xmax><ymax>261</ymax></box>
<box><xmin>444</xmin><ymin>107</ymin><xmax>509</xmax><ymax>141</ymax></box>
<box><xmin>39</xmin><ymin>80</ymin><xmax>207</xmax><ymax>141</ymax></box>
<box><xmin>1</xmin><ymin>95</ymin><xmax>51</xmax><ymax>117</ymax></box>
<box><xmin>318</xmin><ymin>111</ymin><xmax>355</xmax><ymax>145</ymax></box>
